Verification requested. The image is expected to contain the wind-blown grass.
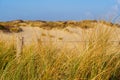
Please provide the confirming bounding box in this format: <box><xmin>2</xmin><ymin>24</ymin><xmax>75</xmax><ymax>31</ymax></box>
<box><xmin>0</xmin><ymin>26</ymin><xmax>120</xmax><ymax>80</ymax></box>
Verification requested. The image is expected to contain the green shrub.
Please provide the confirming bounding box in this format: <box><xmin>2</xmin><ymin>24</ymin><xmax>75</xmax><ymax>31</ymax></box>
<box><xmin>10</xmin><ymin>27</ymin><xmax>22</xmax><ymax>33</ymax></box>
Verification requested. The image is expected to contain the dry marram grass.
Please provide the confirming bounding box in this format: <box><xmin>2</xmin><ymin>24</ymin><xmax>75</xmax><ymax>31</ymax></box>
<box><xmin>0</xmin><ymin>25</ymin><xmax>120</xmax><ymax>80</ymax></box>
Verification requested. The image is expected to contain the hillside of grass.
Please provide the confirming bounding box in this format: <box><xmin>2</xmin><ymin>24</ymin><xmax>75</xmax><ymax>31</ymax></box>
<box><xmin>0</xmin><ymin>26</ymin><xmax>120</xmax><ymax>80</ymax></box>
<box><xmin>0</xmin><ymin>20</ymin><xmax>120</xmax><ymax>31</ymax></box>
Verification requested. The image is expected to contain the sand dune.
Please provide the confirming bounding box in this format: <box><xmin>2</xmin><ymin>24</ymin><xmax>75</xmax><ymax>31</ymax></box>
<box><xmin>0</xmin><ymin>21</ymin><xmax>120</xmax><ymax>48</ymax></box>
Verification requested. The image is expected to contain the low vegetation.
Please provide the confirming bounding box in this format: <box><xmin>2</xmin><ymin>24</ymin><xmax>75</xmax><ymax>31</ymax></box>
<box><xmin>0</xmin><ymin>24</ymin><xmax>22</xmax><ymax>33</ymax></box>
<box><xmin>0</xmin><ymin>20</ymin><xmax>120</xmax><ymax>31</ymax></box>
<box><xmin>0</xmin><ymin>26</ymin><xmax>120</xmax><ymax>80</ymax></box>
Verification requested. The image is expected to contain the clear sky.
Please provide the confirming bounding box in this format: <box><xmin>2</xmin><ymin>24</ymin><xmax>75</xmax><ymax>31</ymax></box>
<box><xmin>0</xmin><ymin>0</ymin><xmax>120</xmax><ymax>21</ymax></box>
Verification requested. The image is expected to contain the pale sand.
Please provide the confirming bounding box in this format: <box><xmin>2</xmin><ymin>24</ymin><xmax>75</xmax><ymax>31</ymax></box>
<box><xmin>0</xmin><ymin>24</ymin><xmax>120</xmax><ymax>48</ymax></box>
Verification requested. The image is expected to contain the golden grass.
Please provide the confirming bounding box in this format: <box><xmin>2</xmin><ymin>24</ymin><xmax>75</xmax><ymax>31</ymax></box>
<box><xmin>0</xmin><ymin>26</ymin><xmax>120</xmax><ymax>80</ymax></box>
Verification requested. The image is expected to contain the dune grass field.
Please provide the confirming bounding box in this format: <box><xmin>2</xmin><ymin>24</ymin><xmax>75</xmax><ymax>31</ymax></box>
<box><xmin>0</xmin><ymin>20</ymin><xmax>120</xmax><ymax>80</ymax></box>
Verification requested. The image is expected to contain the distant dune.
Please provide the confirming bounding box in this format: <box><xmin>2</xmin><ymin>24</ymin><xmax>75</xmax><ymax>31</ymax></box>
<box><xmin>0</xmin><ymin>20</ymin><xmax>120</xmax><ymax>47</ymax></box>
<box><xmin>0</xmin><ymin>20</ymin><xmax>120</xmax><ymax>31</ymax></box>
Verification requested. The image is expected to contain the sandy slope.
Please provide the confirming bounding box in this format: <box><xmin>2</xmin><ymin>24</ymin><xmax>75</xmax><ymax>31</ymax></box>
<box><xmin>0</xmin><ymin>25</ymin><xmax>120</xmax><ymax>48</ymax></box>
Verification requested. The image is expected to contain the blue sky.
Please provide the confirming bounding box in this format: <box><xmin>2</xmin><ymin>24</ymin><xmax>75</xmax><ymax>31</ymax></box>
<box><xmin>0</xmin><ymin>0</ymin><xmax>120</xmax><ymax>21</ymax></box>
